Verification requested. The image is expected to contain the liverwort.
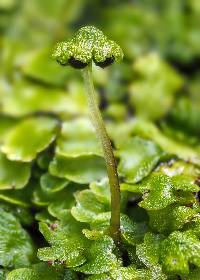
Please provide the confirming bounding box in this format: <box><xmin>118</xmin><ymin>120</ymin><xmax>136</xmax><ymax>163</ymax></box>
<box><xmin>52</xmin><ymin>26</ymin><xmax>123</xmax><ymax>246</ymax></box>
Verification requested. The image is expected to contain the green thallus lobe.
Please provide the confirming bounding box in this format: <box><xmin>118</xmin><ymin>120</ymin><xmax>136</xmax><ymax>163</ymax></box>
<box><xmin>53</xmin><ymin>26</ymin><xmax>123</xmax><ymax>246</ymax></box>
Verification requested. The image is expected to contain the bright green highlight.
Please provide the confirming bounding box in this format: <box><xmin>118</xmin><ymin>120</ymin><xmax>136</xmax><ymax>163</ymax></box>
<box><xmin>52</xmin><ymin>26</ymin><xmax>123</xmax><ymax>66</ymax></box>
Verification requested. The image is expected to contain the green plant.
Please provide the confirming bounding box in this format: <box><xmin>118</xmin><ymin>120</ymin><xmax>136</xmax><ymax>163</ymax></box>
<box><xmin>52</xmin><ymin>26</ymin><xmax>123</xmax><ymax>245</ymax></box>
<box><xmin>1</xmin><ymin>2</ymin><xmax>200</xmax><ymax>279</ymax></box>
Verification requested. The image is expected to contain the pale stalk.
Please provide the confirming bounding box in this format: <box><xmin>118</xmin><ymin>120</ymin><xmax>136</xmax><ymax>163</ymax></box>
<box><xmin>82</xmin><ymin>63</ymin><xmax>121</xmax><ymax>246</ymax></box>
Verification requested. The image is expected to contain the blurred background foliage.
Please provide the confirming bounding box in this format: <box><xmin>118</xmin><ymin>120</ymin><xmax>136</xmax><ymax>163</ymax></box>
<box><xmin>0</xmin><ymin>0</ymin><xmax>200</xmax><ymax>141</ymax></box>
<box><xmin>1</xmin><ymin>1</ymin><xmax>200</xmax><ymax>278</ymax></box>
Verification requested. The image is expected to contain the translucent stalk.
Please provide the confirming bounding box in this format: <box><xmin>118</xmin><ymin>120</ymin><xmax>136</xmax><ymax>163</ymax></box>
<box><xmin>82</xmin><ymin>63</ymin><xmax>121</xmax><ymax>246</ymax></box>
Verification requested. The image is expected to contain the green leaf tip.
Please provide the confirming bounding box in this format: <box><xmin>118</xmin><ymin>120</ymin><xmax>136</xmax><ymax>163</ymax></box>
<box><xmin>52</xmin><ymin>26</ymin><xmax>123</xmax><ymax>69</ymax></box>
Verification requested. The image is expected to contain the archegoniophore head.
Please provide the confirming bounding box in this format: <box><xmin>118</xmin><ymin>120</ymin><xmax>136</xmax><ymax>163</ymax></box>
<box><xmin>52</xmin><ymin>26</ymin><xmax>123</xmax><ymax>69</ymax></box>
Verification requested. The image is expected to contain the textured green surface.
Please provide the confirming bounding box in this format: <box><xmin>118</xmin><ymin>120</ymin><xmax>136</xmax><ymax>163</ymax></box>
<box><xmin>0</xmin><ymin>208</ymin><xmax>34</xmax><ymax>268</ymax></box>
<box><xmin>75</xmin><ymin>236</ymin><xmax>119</xmax><ymax>274</ymax></box>
<box><xmin>7</xmin><ymin>263</ymin><xmax>73</xmax><ymax>280</ymax></box>
<box><xmin>149</xmin><ymin>205</ymin><xmax>198</xmax><ymax>233</ymax></box>
<box><xmin>161</xmin><ymin>231</ymin><xmax>200</xmax><ymax>275</ymax></box>
<box><xmin>52</xmin><ymin>26</ymin><xmax>123</xmax><ymax>66</ymax></box>
<box><xmin>38</xmin><ymin>222</ymin><xmax>87</xmax><ymax>267</ymax></box>
<box><xmin>1</xmin><ymin>1</ymin><xmax>200</xmax><ymax>279</ymax></box>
